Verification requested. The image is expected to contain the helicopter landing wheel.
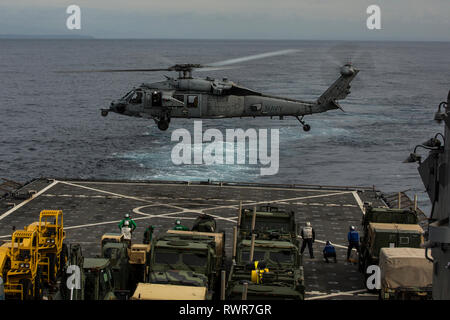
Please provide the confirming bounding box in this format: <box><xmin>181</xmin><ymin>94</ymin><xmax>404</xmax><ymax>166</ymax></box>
<box><xmin>157</xmin><ymin>120</ymin><xmax>169</xmax><ymax>131</ymax></box>
<box><xmin>295</xmin><ymin>116</ymin><xmax>311</xmax><ymax>132</ymax></box>
<box><xmin>101</xmin><ymin>110</ymin><xmax>108</xmax><ymax>117</ymax></box>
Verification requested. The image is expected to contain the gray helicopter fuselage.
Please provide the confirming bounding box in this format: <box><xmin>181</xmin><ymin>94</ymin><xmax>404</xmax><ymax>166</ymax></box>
<box><xmin>111</xmin><ymin>77</ymin><xmax>319</xmax><ymax>120</ymax></box>
<box><xmin>105</xmin><ymin>64</ymin><xmax>358</xmax><ymax>131</ymax></box>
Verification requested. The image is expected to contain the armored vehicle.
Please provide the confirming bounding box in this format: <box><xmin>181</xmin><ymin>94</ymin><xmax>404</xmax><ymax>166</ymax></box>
<box><xmin>226</xmin><ymin>239</ymin><xmax>304</xmax><ymax>300</ymax></box>
<box><xmin>359</xmin><ymin>223</ymin><xmax>424</xmax><ymax>273</ymax></box>
<box><xmin>143</xmin><ymin>230</ymin><xmax>225</xmax><ymax>300</ymax></box>
<box><xmin>379</xmin><ymin>248</ymin><xmax>432</xmax><ymax>300</ymax></box>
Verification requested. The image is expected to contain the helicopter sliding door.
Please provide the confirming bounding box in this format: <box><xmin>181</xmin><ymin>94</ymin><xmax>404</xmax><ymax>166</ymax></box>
<box><xmin>185</xmin><ymin>94</ymin><xmax>202</xmax><ymax>118</ymax></box>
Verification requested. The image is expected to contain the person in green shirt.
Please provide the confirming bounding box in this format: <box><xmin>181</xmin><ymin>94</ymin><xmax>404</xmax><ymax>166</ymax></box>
<box><xmin>173</xmin><ymin>219</ymin><xmax>189</xmax><ymax>231</ymax></box>
<box><xmin>143</xmin><ymin>225</ymin><xmax>155</xmax><ymax>244</ymax></box>
<box><xmin>118</xmin><ymin>213</ymin><xmax>137</xmax><ymax>232</ymax></box>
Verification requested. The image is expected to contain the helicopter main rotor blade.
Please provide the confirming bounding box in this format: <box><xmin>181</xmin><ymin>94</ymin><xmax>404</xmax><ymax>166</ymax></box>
<box><xmin>56</xmin><ymin>68</ymin><xmax>171</xmax><ymax>73</ymax></box>
<box><xmin>205</xmin><ymin>49</ymin><xmax>301</xmax><ymax>67</ymax></box>
<box><xmin>195</xmin><ymin>66</ymin><xmax>238</xmax><ymax>72</ymax></box>
<box><xmin>57</xmin><ymin>49</ymin><xmax>301</xmax><ymax>74</ymax></box>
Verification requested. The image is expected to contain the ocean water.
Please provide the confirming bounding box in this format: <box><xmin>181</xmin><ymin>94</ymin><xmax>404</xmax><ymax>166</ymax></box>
<box><xmin>1</xmin><ymin>39</ymin><xmax>449</xmax><ymax>214</ymax></box>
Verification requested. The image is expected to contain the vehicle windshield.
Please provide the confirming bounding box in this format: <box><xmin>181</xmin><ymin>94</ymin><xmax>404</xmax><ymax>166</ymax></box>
<box><xmin>240</xmin><ymin>250</ymin><xmax>265</xmax><ymax>262</ymax></box>
<box><xmin>183</xmin><ymin>252</ymin><xmax>207</xmax><ymax>267</ymax></box>
<box><xmin>269</xmin><ymin>250</ymin><xmax>294</xmax><ymax>264</ymax></box>
<box><xmin>154</xmin><ymin>251</ymin><xmax>179</xmax><ymax>265</ymax></box>
<box><xmin>154</xmin><ymin>250</ymin><xmax>207</xmax><ymax>271</ymax></box>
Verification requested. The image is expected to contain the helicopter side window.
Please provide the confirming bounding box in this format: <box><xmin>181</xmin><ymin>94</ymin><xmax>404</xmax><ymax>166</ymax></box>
<box><xmin>130</xmin><ymin>91</ymin><xmax>143</xmax><ymax>104</ymax></box>
<box><xmin>187</xmin><ymin>95</ymin><xmax>198</xmax><ymax>108</ymax></box>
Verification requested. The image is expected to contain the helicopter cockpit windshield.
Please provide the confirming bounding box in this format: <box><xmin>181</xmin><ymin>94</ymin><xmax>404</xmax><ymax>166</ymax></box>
<box><xmin>129</xmin><ymin>90</ymin><xmax>143</xmax><ymax>104</ymax></box>
<box><xmin>121</xmin><ymin>90</ymin><xmax>134</xmax><ymax>101</ymax></box>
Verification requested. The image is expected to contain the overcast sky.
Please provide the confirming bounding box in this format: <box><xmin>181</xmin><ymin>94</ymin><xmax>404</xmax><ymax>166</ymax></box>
<box><xmin>0</xmin><ymin>0</ymin><xmax>449</xmax><ymax>41</ymax></box>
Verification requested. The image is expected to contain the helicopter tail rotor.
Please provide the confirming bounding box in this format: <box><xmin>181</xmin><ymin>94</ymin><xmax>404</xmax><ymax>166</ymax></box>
<box><xmin>316</xmin><ymin>63</ymin><xmax>359</xmax><ymax>110</ymax></box>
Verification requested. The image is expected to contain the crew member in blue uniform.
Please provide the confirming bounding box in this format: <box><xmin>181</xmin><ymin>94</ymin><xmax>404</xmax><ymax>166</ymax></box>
<box><xmin>323</xmin><ymin>241</ymin><xmax>337</xmax><ymax>263</ymax></box>
<box><xmin>347</xmin><ymin>226</ymin><xmax>360</xmax><ymax>261</ymax></box>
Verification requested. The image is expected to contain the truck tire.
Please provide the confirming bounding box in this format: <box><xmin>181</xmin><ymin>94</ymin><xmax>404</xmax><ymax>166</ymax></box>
<box><xmin>48</xmin><ymin>253</ymin><xmax>56</xmax><ymax>282</ymax></box>
<box><xmin>59</xmin><ymin>244</ymin><xmax>68</xmax><ymax>274</ymax></box>
<box><xmin>34</xmin><ymin>267</ymin><xmax>43</xmax><ymax>300</ymax></box>
<box><xmin>20</xmin><ymin>279</ymin><xmax>33</xmax><ymax>300</ymax></box>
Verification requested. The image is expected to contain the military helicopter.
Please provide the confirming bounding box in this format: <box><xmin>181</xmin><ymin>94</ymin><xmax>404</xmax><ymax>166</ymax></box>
<box><xmin>66</xmin><ymin>49</ymin><xmax>358</xmax><ymax>131</ymax></box>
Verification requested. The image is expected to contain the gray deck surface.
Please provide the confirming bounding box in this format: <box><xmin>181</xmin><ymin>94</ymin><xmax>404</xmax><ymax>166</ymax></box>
<box><xmin>0</xmin><ymin>178</ymin><xmax>391</xmax><ymax>300</ymax></box>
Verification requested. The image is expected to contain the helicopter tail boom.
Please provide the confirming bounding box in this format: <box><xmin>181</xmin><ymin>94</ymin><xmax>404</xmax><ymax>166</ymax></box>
<box><xmin>316</xmin><ymin>64</ymin><xmax>359</xmax><ymax>111</ymax></box>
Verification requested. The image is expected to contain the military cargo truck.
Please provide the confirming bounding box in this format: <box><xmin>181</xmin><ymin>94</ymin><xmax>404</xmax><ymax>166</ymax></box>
<box><xmin>362</xmin><ymin>205</ymin><xmax>418</xmax><ymax>231</ymax></box>
<box><xmin>142</xmin><ymin>230</ymin><xmax>225</xmax><ymax>300</ymax></box>
<box><xmin>239</xmin><ymin>205</ymin><xmax>298</xmax><ymax>243</ymax></box>
<box><xmin>100</xmin><ymin>233</ymin><xmax>151</xmax><ymax>297</ymax></box>
<box><xmin>359</xmin><ymin>223</ymin><xmax>424</xmax><ymax>273</ymax></box>
<box><xmin>379</xmin><ymin>248</ymin><xmax>432</xmax><ymax>300</ymax></box>
<box><xmin>226</xmin><ymin>205</ymin><xmax>304</xmax><ymax>300</ymax></box>
<box><xmin>226</xmin><ymin>239</ymin><xmax>304</xmax><ymax>300</ymax></box>
<box><xmin>359</xmin><ymin>205</ymin><xmax>422</xmax><ymax>273</ymax></box>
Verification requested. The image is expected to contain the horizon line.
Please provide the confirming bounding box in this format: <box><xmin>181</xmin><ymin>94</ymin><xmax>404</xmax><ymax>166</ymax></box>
<box><xmin>1</xmin><ymin>35</ymin><xmax>449</xmax><ymax>43</ymax></box>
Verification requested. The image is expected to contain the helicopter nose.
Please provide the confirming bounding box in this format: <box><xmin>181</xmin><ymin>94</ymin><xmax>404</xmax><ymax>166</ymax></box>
<box><xmin>110</xmin><ymin>101</ymin><xmax>126</xmax><ymax>114</ymax></box>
